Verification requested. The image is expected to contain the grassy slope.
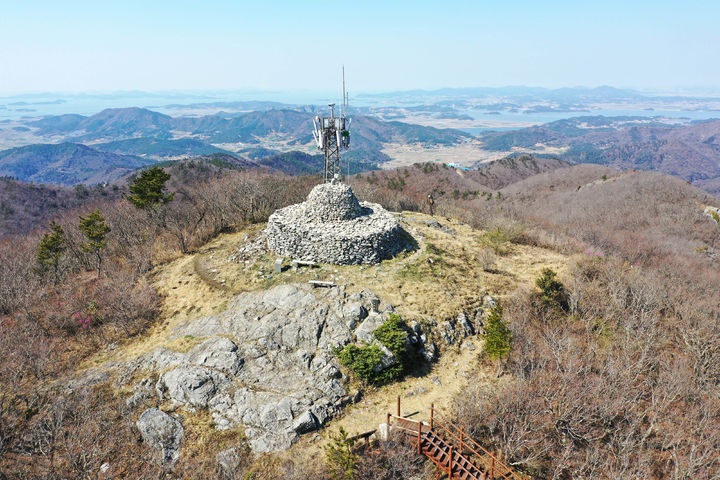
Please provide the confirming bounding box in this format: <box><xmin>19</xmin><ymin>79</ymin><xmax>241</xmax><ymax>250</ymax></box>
<box><xmin>89</xmin><ymin>210</ymin><xmax>570</xmax><ymax>471</ymax></box>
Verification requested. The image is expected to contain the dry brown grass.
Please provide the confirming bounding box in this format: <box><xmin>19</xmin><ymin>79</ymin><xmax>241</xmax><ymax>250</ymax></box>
<box><xmin>81</xmin><ymin>209</ymin><xmax>572</xmax><ymax>478</ymax></box>
<box><xmin>98</xmin><ymin>211</ymin><xmax>570</xmax><ymax>368</ymax></box>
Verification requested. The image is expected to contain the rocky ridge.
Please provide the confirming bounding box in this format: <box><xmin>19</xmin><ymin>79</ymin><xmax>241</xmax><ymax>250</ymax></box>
<box><xmin>122</xmin><ymin>284</ymin><xmax>413</xmax><ymax>452</ymax></box>
<box><xmin>119</xmin><ymin>282</ymin><xmax>495</xmax><ymax>457</ymax></box>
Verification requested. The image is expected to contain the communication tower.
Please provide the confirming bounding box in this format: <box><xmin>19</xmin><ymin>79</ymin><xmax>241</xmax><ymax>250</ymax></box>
<box><xmin>313</xmin><ymin>68</ymin><xmax>351</xmax><ymax>182</ymax></box>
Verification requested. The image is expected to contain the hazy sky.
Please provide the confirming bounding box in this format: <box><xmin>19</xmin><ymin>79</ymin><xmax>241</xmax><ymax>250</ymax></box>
<box><xmin>1</xmin><ymin>0</ymin><xmax>718</xmax><ymax>94</ymax></box>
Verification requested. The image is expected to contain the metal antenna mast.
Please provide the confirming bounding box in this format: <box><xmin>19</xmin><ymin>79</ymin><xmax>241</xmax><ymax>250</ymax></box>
<box><xmin>313</xmin><ymin>68</ymin><xmax>351</xmax><ymax>182</ymax></box>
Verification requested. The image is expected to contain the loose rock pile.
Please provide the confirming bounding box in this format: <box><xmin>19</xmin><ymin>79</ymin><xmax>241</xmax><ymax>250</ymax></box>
<box><xmin>266</xmin><ymin>182</ymin><xmax>413</xmax><ymax>265</ymax></box>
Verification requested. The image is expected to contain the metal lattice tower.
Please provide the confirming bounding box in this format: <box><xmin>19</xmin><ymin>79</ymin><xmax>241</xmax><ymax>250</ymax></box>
<box><xmin>313</xmin><ymin>69</ymin><xmax>351</xmax><ymax>182</ymax></box>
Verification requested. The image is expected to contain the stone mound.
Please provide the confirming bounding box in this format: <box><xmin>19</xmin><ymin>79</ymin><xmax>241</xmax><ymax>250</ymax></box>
<box><xmin>266</xmin><ymin>182</ymin><xmax>412</xmax><ymax>265</ymax></box>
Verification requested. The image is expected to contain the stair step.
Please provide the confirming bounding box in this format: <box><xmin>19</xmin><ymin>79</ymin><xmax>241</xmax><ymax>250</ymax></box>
<box><xmin>404</xmin><ymin>425</ymin><xmax>500</xmax><ymax>480</ymax></box>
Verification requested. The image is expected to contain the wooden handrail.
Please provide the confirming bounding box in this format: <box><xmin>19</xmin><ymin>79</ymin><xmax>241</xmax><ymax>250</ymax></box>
<box><xmin>387</xmin><ymin>415</ymin><xmax>497</xmax><ymax>480</ymax></box>
<box><xmin>432</xmin><ymin>409</ymin><xmax>522</xmax><ymax>480</ymax></box>
<box><xmin>385</xmin><ymin>404</ymin><xmax>526</xmax><ymax>480</ymax></box>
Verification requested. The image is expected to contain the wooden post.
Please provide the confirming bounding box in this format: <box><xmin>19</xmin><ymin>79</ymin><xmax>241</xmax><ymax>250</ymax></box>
<box><xmin>430</xmin><ymin>403</ymin><xmax>434</xmax><ymax>430</ymax></box>
<box><xmin>460</xmin><ymin>427</ymin><xmax>464</xmax><ymax>454</ymax></box>
<box><xmin>448</xmin><ymin>445</ymin><xmax>453</xmax><ymax>479</ymax></box>
<box><xmin>397</xmin><ymin>396</ymin><xmax>401</xmax><ymax>417</ymax></box>
<box><xmin>417</xmin><ymin>421</ymin><xmax>422</xmax><ymax>454</ymax></box>
<box><xmin>490</xmin><ymin>456</ymin><xmax>494</xmax><ymax>479</ymax></box>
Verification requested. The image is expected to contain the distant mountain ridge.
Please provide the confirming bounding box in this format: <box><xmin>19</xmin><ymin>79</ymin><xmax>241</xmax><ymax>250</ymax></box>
<box><xmin>0</xmin><ymin>143</ymin><xmax>154</xmax><ymax>185</ymax></box>
<box><xmin>17</xmin><ymin>107</ymin><xmax>471</xmax><ymax>177</ymax></box>
<box><xmin>93</xmin><ymin>137</ymin><xmax>232</xmax><ymax>158</ymax></box>
<box><xmin>26</xmin><ymin>107</ymin><xmax>472</xmax><ymax>147</ymax></box>
<box><xmin>480</xmin><ymin>116</ymin><xmax>720</xmax><ymax>195</ymax></box>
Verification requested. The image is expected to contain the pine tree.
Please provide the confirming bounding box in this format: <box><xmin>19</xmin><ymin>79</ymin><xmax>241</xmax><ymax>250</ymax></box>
<box><xmin>535</xmin><ymin>267</ymin><xmax>568</xmax><ymax>309</ymax></box>
<box><xmin>126</xmin><ymin>167</ymin><xmax>174</xmax><ymax>210</ymax></box>
<box><xmin>483</xmin><ymin>303</ymin><xmax>512</xmax><ymax>376</ymax></box>
<box><xmin>325</xmin><ymin>427</ymin><xmax>358</xmax><ymax>480</ymax></box>
<box><xmin>37</xmin><ymin>221</ymin><xmax>66</xmax><ymax>285</ymax></box>
<box><xmin>79</xmin><ymin>210</ymin><xmax>110</xmax><ymax>278</ymax></box>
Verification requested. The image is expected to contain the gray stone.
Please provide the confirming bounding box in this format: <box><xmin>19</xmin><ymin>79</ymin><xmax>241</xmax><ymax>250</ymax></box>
<box><xmin>377</xmin><ymin>422</ymin><xmax>391</xmax><ymax>441</ymax></box>
<box><xmin>343</xmin><ymin>302</ymin><xmax>368</xmax><ymax>329</ymax></box>
<box><xmin>441</xmin><ymin>320</ymin><xmax>457</xmax><ymax>345</ymax></box>
<box><xmin>126</xmin><ymin>387</ymin><xmax>155</xmax><ymax>410</ymax></box>
<box><xmin>483</xmin><ymin>295</ymin><xmax>497</xmax><ymax>309</ymax></box>
<box><xmin>265</xmin><ymin>182</ymin><xmax>413</xmax><ymax>265</ymax></box>
<box><xmin>274</xmin><ymin>257</ymin><xmax>283</xmax><ymax>274</ymax></box>
<box><xmin>424</xmin><ymin>219</ymin><xmax>456</xmax><ymax>235</ymax></box>
<box><xmin>135</xmin><ymin>348</ymin><xmax>185</xmax><ymax>371</ymax></box>
<box><xmin>292</xmin><ymin>410</ymin><xmax>319</xmax><ymax>433</ymax></box>
<box><xmin>156</xmin><ymin>366</ymin><xmax>229</xmax><ymax>408</ymax></box>
<box><xmin>372</xmin><ymin>343</ymin><xmax>396</xmax><ymax>372</ymax></box>
<box><xmin>355</xmin><ymin>313</ymin><xmax>385</xmax><ymax>343</ymax></box>
<box><xmin>422</xmin><ymin>343</ymin><xmax>438</xmax><ymax>362</ymax></box>
<box><xmin>136</xmin><ymin>408</ymin><xmax>184</xmax><ymax>465</ymax></box>
<box><xmin>457</xmin><ymin>312</ymin><xmax>474</xmax><ymax>336</ymax></box>
<box><xmin>216</xmin><ymin>447</ymin><xmax>244</xmax><ymax>479</ymax></box>
<box><xmin>188</xmin><ymin>337</ymin><xmax>243</xmax><ymax>375</ymax></box>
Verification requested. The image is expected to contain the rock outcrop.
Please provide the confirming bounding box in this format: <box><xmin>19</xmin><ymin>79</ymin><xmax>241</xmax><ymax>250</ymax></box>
<box><xmin>122</xmin><ymin>283</ymin><xmax>496</xmax><ymax>454</ymax></box>
<box><xmin>266</xmin><ymin>181</ymin><xmax>413</xmax><ymax>265</ymax></box>
<box><xmin>136</xmin><ymin>408</ymin><xmax>184</xmax><ymax>465</ymax></box>
<box><xmin>125</xmin><ymin>284</ymin><xmax>409</xmax><ymax>452</ymax></box>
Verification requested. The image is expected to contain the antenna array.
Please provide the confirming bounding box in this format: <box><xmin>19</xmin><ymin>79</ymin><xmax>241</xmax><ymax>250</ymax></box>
<box><xmin>312</xmin><ymin>67</ymin><xmax>351</xmax><ymax>182</ymax></box>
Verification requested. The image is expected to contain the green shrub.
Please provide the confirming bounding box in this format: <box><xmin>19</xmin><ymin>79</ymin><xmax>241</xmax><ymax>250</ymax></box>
<box><xmin>535</xmin><ymin>267</ymin><xmax>568</xmax><ymax>310</ymax></box>
<box><xmin>374</xmin><ymin>314</ymin><xmax>411</xmax><ymax>366</ymax></box>
<box><xmin>480</xmin><ymin>228</ymin><xmax>510</xmax><ymax>254</ymax></box>
<box><xmin>483</xmin><ymin>303</ymin><xmax>511</xmax><ymax>362</ymax></box>
<box><xmin>325</xmin><ymin>427</ymin><xmax>358</xmax><ymax>480</ymax></box>
<box><xmin>334</xmin><ymin>314</ymin><xmax>412</xmax><ymax>386</ymax></box>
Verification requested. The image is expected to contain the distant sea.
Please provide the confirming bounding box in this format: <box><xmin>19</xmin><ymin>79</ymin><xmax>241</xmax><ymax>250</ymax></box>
<box><xmin>460</xmin><ymin>108</ymin><xmax>720</xmax><ymax>134</ymax></box>
<box><xmin>0</xmin><ymin>90</ymin><xmax>334</xmax><ymax>121</ymax></box>
<box><xmin>1</xmin><ymin>91</ymin><xmax>719</xmax><ymax>134</ymax></box>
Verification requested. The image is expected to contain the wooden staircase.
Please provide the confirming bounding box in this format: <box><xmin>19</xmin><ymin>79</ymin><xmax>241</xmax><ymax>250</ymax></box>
<box><xmin>386</xmin><ymin>400</ymin><xmax>524</xmax><ymax>480</ymax></box>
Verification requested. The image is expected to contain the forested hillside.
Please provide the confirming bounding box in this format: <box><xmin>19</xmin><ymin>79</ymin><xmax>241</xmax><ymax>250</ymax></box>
<box><xmin>480</xmin><ymin>116</ymin><xmax>720</xmax><ymax>195</ymax></box>
<box><xmin>1</xmin><ymin>157</ymin><xmax>718</xmax><ymax>478</ymax></box>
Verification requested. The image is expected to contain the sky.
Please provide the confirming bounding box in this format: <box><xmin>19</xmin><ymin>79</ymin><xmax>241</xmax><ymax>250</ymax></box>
<box><xmin>1</xmin><ymin>0</ymin><xmax>719</xmax><ymax>95</ymax></box>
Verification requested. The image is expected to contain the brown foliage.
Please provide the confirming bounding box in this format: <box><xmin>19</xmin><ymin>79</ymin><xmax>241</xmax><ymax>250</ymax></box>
<box><xmin>455</xmin><ymin>259</ymin><xmax>720</xmax><ymax>479</ymax></box>
<box><xmin>2</xmin><ymin>160</ymin><xmax>719</xmax><ymax>478</ymax></box>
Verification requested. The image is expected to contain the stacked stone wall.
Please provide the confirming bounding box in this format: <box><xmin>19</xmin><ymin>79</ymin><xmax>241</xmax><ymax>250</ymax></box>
<box><xmin>266</xmin><ymin>182</ymin><xmax>412</xmax><ymax>265</ymax></box>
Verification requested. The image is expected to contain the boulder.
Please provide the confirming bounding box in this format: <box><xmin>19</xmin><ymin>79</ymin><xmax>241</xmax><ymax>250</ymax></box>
<box><xmin>136</xmin><ymin>408</ymin><xmax>183</xmax><ymax>465</ymax></box>
<box><xmin>343</xmin><ymin>302</ymin><xmax>368</xmax><ymax>329</ymax></box>
<box><xmin>372</xmin><ymin>342</ymin><xmax>396</xmax><ymax>372</ymax></box>
<box><xmin>216</xmin><ymin>447</ymin><xmax>244</xmax><ymax>479</ymax></box>
<box><xmin>355</xmin><ymin>313</ymin><xmax>385</xmax><ymax>343</ymax></box>
<box><xmin>457</xmin><ymin>312</ymin><xmax>474</xmax><ymax>336</ymax></box>
<box><xmin>156</xmin><ymin>366</ymin><xmax>229</xmax><ymax>408</ymax></box>
<box><xmin>188</xmin><ymin>337</ymin><xmax>243</xmax><ymax>375</ymax></box>
<box><xmin>292</xmin><ymin>410</ymin><xmax>319</xmax><ymax>433</ymax></box>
